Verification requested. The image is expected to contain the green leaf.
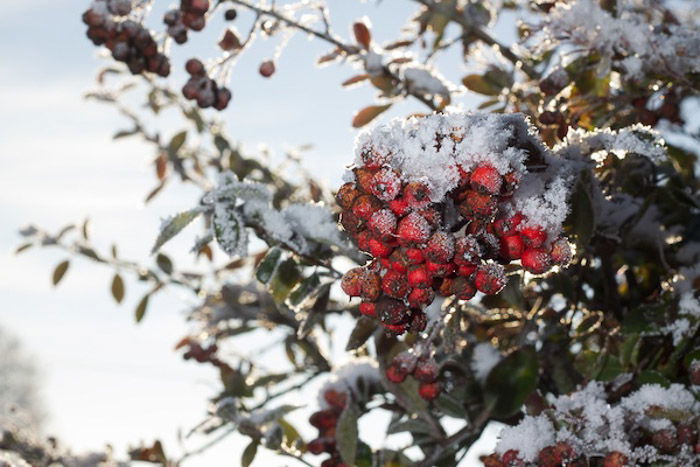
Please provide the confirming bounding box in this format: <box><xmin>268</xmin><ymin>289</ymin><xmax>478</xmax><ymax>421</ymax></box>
<box><xmin>152</xmin><ymin>209</ymin><xmax>201</xmax><ymax>253</ymax></box>
<box><xmin>113</xmin><ymin>128</ymin><xmax>139</xmax><ymax>139</ymax></box>
<box><xmin>277</xmin><ymin>418</ymin><xmax>301</xmax><ymax>448</ymax></box>
<box><xmin>15</xmin><ymin>243</ymin><xmax>33</xmax><ymax>255</ymax></box>
<box><xmin>167</xmin><ymin>130</ymin><xmax>187</xmax><ymax>158</ymax></box>
<box><xmin>269</xmin><ymin>258</ymin><xmax>301</xmax><ymax>303</ymax></box>
<box><xmin>156</xmin><ymin>253</ymin><xmax>173</xmax><ymax>275</ymax></box>
<box><xmin>135</xmin><ymin>294</ymin><xmax>150</xmax><ymax>323</ymax></box>
<box><xmin>637</xmin><ymin>370</ymin><xmax>671</xmax><ymax>388</ymax></box>
<box><xmin>255</xmin><ymin>248</ymin><xmax>282</xmax><ymax>284</ymax></box>
<box><xmin>241</xmin><ymin>439</ymin><xmax>258</xmax><ymax>467</ymax></box>
<box><xmin>484</xmin><ymin>346</ymin><xmax>539</xmax><ymax>417</ymax></box>
<box><xmin>111</xmin><ymin>274</ymin><xmax>125</xmax><ymax>304</ymax></box>
<box><xmin>287</xmin><ymin>274</ymin><xmax>321</xmax><ymax>307</ymax></box>
<box><xmin>462</xmin><ymin>74</ymin><xmax>502</xmax><ymax>96</ymax></box>
<box><xmin>567</xmin><ymin>176</ymin><xmax>596</xmax><ymax>247</ymax></box>
<box><xmin>336</xmin><ymin>403</ymin><xmax>359</xmax><ymax>465</ymax></box>
<box><xmin>52</xmin><ymin>260</ymin><xmax>70</xmax><ymax>286</ymax></box>
<box><xmin>346</xmin><ymin>316</ymin><xmax>377</xmax><ymax>351</ymax></box>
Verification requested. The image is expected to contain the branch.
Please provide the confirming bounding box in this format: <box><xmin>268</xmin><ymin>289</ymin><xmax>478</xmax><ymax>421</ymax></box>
<box><xmin>412</xmin><ymin>0</ymin><xmax>537</xmax><ymax>79</ymax></box>
<box><xmin>416</xmin><ymin>408</ymin><xmax>492</xmax><ymax>467</ymax></box>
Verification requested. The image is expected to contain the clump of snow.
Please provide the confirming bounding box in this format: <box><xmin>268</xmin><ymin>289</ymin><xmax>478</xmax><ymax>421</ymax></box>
<box><xmin>403</xmin><ymin>65</ymin><xmax>451</xmax><ymax>99</ymax></box>
<box><xmin>317</xmin><ymin>357</ymin><xmax>380</xmax><ymax>408</ymax></box>
<box><xmin>470</xmin><ymin>341</ymin><xmax>501</xmax><ymax>383</ymax></box>
<box><xmin>536</xmin><ymin>0</ymin><xmax>700</xmax><ymax>81</ymax></box>
<box><xmin>497</xmin><ymin>381</ymin><xmax>700</xmax><ymax>464</ymax></box>
<box><xmin>559</xmin><ymin>125</ymin><xmax>667</xmax><ymax>164</ymax></box>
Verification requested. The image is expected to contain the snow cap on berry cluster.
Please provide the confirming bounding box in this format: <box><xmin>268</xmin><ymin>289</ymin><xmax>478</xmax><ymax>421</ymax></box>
<box><xmin>316</xmin><ymin>357</ymin><xmax>379</xmax><ymax>408</ymax></box>
<box><xmin>354</xmin><ymin>112</ymin><xmax>573</xmax><ymax>241</ymax></box>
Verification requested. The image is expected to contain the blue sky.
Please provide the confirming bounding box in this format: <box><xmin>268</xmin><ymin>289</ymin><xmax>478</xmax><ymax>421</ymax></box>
<box><xmin>0</xmin><ymin>1</ymin><xmax>507</xmax><ymax>464</ymax></box>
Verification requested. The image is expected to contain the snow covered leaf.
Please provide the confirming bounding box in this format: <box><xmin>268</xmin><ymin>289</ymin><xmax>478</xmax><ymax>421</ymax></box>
<box><xmin>336</xmin><ymin>402</ymin><xmax>359</xmax><ymax>465</ymax></box>
<box><xmin>484</xmin><ymin>346</ymin><xmax>538</xmax><ymax>417</ymax></box>
<box><xmin>213</xmin><ymin>205</ymin><xmax>248</xmax><ymax>258</ymax></box>
<box><xmin>152</xmin><ymin>209</ymin><xmax>201</xmax><ymax>253</ymax></box>
<box><xmin>352</xmin><ymin>104</ymin><xmax>392</xmax><ymax>128</ymax></box>
<box><xmin>255</xmin><ymin>247</ymin><xmax>282</xmax><ymax>284</ymax></box>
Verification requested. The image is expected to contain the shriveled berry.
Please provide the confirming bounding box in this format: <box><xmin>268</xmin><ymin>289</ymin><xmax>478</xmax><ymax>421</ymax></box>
<box><xmin>521</xmin><ymin>248</ymin><xmax>552</xmax><ymax>274</ymax></box>
<box><xmin>549</xmin><ymin>238</ymin><xmax>572</xmax><ymax>265</ymax></box>
<box><xmin>340</xmin><ymin>211</ymin><xmax>363</xmax><ymax>233</ymax></box>
<box><xmin>651</xmin><ymin>428</ymin><xmax>678</xmax><ymax>453</ymax></box>
<box><xmin>474</xmin><ymin>264</ymin><xmax>506</xmax><ymax>295</ymax></box>
<box><xmin>418</xmin><ymin>207</ymin><xmax>442</xmax><ymax>228</ymax></box>
<box><xmin>436</xmin><ymin>276</ymin><xmax>455</xmax><ymax>296</ymax></box>
<box><xmin>678</xmin><ymin>424</ymin><xmax>698</xmax><ymax>446</ymax></box>
<box><xmin>603</xmin><ymin>452</ymin><xmax>628</xmax><ymax>467</ymax></box>
<box><xmin>426</xmin><ymin>261</ymin><xmax>454</xmax><ymax>277</ymax></box>
<box><xmin>409</xmin><ymin>310</ymin><xmax>428</xmax><ymax>333</ymax></box>
<box><xmin>224</xmin><ymin>8</ymin><xmax>237</xmax><ymax>20</ymax></box>
<box><xmin>425</xmin><ymin>231</ymin><xmax>455</xmax><ymax>263</ymax></box>
<box><xmin>382</xmin><ymin>270</ymin><xmax>409</xmax><ymax>299</ymax></box>
<box><xmin>499</xmin><ymin>234</ymin><xmax>524</xmax><ymax>260</ymax></box>
<box><xmin>335</xmin><ymin>182</ymin><xmax>359</xmax><ymax>209</ymax></box>
<box><xmin>459</xmin><ymin>190</ymin><xmax>497</xmax><ymax>218</ymax></box>
<box><xmin>376</xmin><ymin>297</ymin><xmax>408</xmax><ymax>325</ymax></box>
<box><xmin>451</xmin><ymin>276</ymin><xmax>477</xmax><ymax>300</ymax></box>
<box><xmin>470</xmin><ymin>164</ymin><xmax>503</xmax><ymax>195</ymax></box>
<box><xmin>341</xmin><ymin>267</ymin><xmax>365</xmax><ymax>297</ymax></box>
<box><xmin>407</xmin><ymin>265</ymin><xmax>431</xmax><ymax>288</ymax></box>
<box><xmin>359</xmin><ymin>271</ymin><xmax>381</xmax><ymax>301</ymax></box>
<box><xmin>353</xmin><ymin>167</ymin><xmax>377</xmax><ymax>193</ymax></box>
<box><xmin>370</xmin><ymin>168</ymin><xmax>401</xmax><ymax>201</ymax></box>
<box><xmin>396</xmin><ymin>212</ymin><xmax>432</xmax><ymax>246</ymax></box>
<box><xmin>418</xmin><ymin>381</ymin><xmax>441</xmax><ymax>400</ymax></box>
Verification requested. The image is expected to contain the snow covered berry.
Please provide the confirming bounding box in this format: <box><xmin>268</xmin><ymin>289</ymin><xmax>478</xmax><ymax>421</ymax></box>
<box><xmin>424</xmin><ymin>231</ymin><xmax>455</xmax><ymax>263</ymax></box>
<box><xmin>397</xmin><ymin>212</ymin><xmax>432</xmax><ymax>246</ymax></box>
<box><xmin>474</xmin><ymin>264</ymin><xmax>506</xmax><ymax>295</ymax></box>
<box><xmin>521</xmin><ymin>249</ymin><xmax>552</xmax><ymax>274</ymax></box>
<box><xmin>470</xmin><ymin>164</ymin><xmax>503</xmax><ymax>195</ymax></box>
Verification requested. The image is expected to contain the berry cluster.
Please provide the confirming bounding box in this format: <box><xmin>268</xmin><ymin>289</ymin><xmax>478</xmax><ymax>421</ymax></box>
<box><xmin>385</xmin><ymin>352</ymin><xmax>441</xmax><ymax>400</ymax></box>
<box><xmin>82</xmin><ymin>1</ymin><xmax>170</xmax><ymax>77</ymax></box>
<box><xmin>164</xmin><ymin>0</ymin><xmax>210</xmax><ymax>44</ymax></box>
<box><xmin>182</xmin><ymin>59</ymin><xmax>232</xmax><ymax>110</ymax></box>
<box><xmin>338</xmin><ymin>135</ymin><xmax>571</xmax><ymax>335</ymax></box>
<box><xmin>307</xmin><ymin>389</ymin><xmax>350</xmax><ymax>467</ymax></box>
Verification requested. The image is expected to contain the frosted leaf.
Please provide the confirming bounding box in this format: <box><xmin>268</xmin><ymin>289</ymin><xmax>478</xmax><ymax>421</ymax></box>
<box><xmin>559</xmin><ymin>125</ymin><xmax>666</xmax><ymax>164</ymax></box>
<box><xmin>213</xmin><ymin>202</ymin><xmax>248</xmax><ymax>258</ymax></box>
<box><xmin>282</xmin><ymin>203</ymin><xmax>345</xmax><ymax>249</ymax></box>
<box><xmin>403</xmin><ymin>65</ymin><xmax>451</xmax><ymax>99</ymax></box>
<box><xmin>215</xmin><ymin>171</ymin><xmax>272</xmax><ymax>203</ymax></box>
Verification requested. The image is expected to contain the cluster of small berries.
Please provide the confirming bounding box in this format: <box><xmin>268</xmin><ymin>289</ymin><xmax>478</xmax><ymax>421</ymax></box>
<box><xmin>163</xmin><ymin>0</ymin><xmax>210</xmax><ymax>44</ymax></box>
<box><xmin>182</xmin><ymin>341</ymin><xmax>220</xmax><ymax>365</ymax></box>
<box><xmin>182</xmin><ymin>59</ymin><xmax>232</xmax><ymax>110</ymax></box>
<box><xmin>306</xmin><ymin>389</ymin><xmax>351</xmax><ymax>467</ymax></box>
<box><xmin>338</xmin><ymin>153</ymin><xmax>571</xmax><ymax>335</ymax></box>
<box><xmin>385</xmin><ymin>352</ymin><xmax>441</xmax><ymax>400</ymax></box>
<box><xmin>82</xmin><ymin>1</ymin><xmax>171</xmax><ymax>77</ymax></box>
<box><xmin>483</xmin><ymin>443</ymin><xmax>626</xmax><ymax>467</ymax></box>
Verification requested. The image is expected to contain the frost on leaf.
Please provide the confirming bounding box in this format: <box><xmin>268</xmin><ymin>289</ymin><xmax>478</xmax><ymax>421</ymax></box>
<box><xmin>559</xmin><ymin>125</ymin><xmax>667</xmax><ymax>164</ymax></box>
<box><xmin>152</xmin><ymin>208</ymin><xmax>202</xmax><ymax>253</ymax></box>
<box><xmin>213</xmin><ymin>202</ymin><xmax>248</xmax><ymax>258</ymax></box>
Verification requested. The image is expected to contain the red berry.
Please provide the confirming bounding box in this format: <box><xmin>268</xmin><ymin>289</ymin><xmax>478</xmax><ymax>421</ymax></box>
<box><xmin>493</xmin><ymin>213</ymin><xmax>524</xmax><ymax>237</ymax></box>
<box><xmin>335</xmin><ymin>182</ymin><xmax>359</xmax><ymax>209</ymax></box>
<box><xmin>603</xmin><ymin>452</ymin><xmax>628</xmax><ymax>467</ymax></box>
<box><xmin>185</xmin><ymin>58</ymin><xmax>205</xmax><ymax>76</ymax></box>
<box><xmin>341</xmin><ymin>268</ymin><xmax>364</xmax><ymax>297</ymax></box>
<box><xmin>501</xmin><ymin>450</ymin><xmax>525</xmax><ymax>467</ymax></box>
<box><xmin>307</xmin><ymin>438</ymin><xmax>328</xmax><ymax>455</ymax></box>
<box><xmin>418</xmin><ymin>207</ymin><xmax>442</xmax><ymax>228</ymax></box>
<box><xmin>470</xmin><ymin>164</ymin><xmax>503</xmax><ymax>195</ymax></box>
<box><xmin>370</xmin><ymin>168</ymin><xmax>401</xmax><ymax>201</ymax></box>
<box><xmin>474</xmin><ymin>264</ymin><xmax>506</xmax><ymax>295</ymax></box>
<box><xmin>382</xmin><ymin>322</ymin><xmax>408</xmax><ymax>335</ymax></box>
<box><xmin>502</xmin><ymin>171</ymin><xmax>520</xmax><ymax>195</ymax></box>
<box><xmin>459</xmin><ymin>190</ymin><xmax>497</xmax><ymax>218</ymax></box>
<box><xmin>355</xmin><ymin>230</ymin><xmax>372</xmax><ymax>252</ymax></box>
<box><xmin>323</xmin><ymin>389</ymin><xmax>348</xmax><ymax>410</ymax></box>
<box><xmin>549</xmin><ymin>238</ymin><xmax>572</xmax><ymax>265</ymax></box>
<box><xmin>368</xmin><ymin>209</ymin><xmax>397</xmax><ymax>240</ymax></box>
<box><xmin>499</xmin><ymin>234</ymin><xmax>524</xmax><ymax>260</ymax></box>
<box><xmin>396</xmin><ymin>212</ymin><xmax>432</xmax><ymax>246</ymax></box>
<box><xmin>403</xmin><ymin>182</ymin><xmax>431</xmax><ymax>209</ymax></box>
<box><xmin>414</xmin><ymin>358</ymin><xmax>439</xmax><ymax>383</ymax></box>
<box><xmin>424</xmin><ymin>231</ymin><xmax>455</xmax><ymax>263</ymax></box>
<box><xmin>651</xmin><ymin>429</ymin><xmax>678</xmax><ymax>453</ymax></box>
<box><xmin>382</xmin><ymin>270</ymin><xmax>409</xmax><ymax>299</ymax></box>
<box><xmin>405</xmin><ymin>247</ymin><xmax>425</xmax><ymax>264</ymax></box>
<box><xmin>520</xmin><ymin>226</ymin><xmax>547</xmax><ymax>249</ymax></box>
<box><xmin>407</xmin><ymin>265</ymin><xmax>431</xmax><ymax>288</ymax></box>
<box><xmin>340</xmin><ymin>211</ymin><xmax>363</xmax><ymax>233</ymax></box>
<box><xmin>309</xmin><ymin>409</ymin><xmax>337</xmax><ymax>430</ymax></box>
<box><xmin>386</xmin><ymin>364</ymin><xmax>407</xmax><ymax>383</ymax></box>
<box><xmin>388</xmin><ymin>197</ymin><xmax>410</xmax><ymax>217</ymax></box>
<box><xmin>418</xmin><ymin>381</ymin><xmax>441</xmax><ymax>400</ymax></box>
<box><xmin>392</xmin><ymin>351</ymin><xmax>417</xmax><ymax>373</ymax></box>
<box><xmin>451</xmin><ymin>276</ymin><xmax>477</xmax><ymax>300</ymax></box>
<box><xmin>376</xmin><ymin>298</ymin><xmax>408</xmax><ymax>325</ymax></box>
<box><xmin>388</xmin><ymin>249</ymin><xmax>410</xmax><ymax>273</ymax></box>
<box><xmin>360</xmin><ymin>271</ymin><xmax>381</xmax><ymax>301</ymax></box>
<box><xmin>456</xmin><ymin>263</ymin><xmax>476</xmax><ymax>277</ymax></box>
<box><xmin>259</xmin><ymin>60</ymin><xmax>275</xmax><ymax>77</ymax></box>
<box><xmin>521</xmin><ymin>248</ymin><xmax>552</xmax><ymax>274</ymax></box>
<box><xmin>408</xmin><ymin>287</ymin><xmax>435</xmax><ymax>307</ymax></box>
<box><xmin>426</xmin><ymin>261</ymin><xmax>454</xmax><ymax>277</ymax></box>
<box><xmin>352</xmin><ymin>194</ymin><xmax>382</xmax><ymax>221</ymax></box>
<box><xmin>454</xmin><ymin>236</ymin><xmax>482</xmax><ymax>265</ymax></box>
<box><xmin>359</xmin><ymin>301</ymin><xmax>376</xmax><ymax>317</ymax></box>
